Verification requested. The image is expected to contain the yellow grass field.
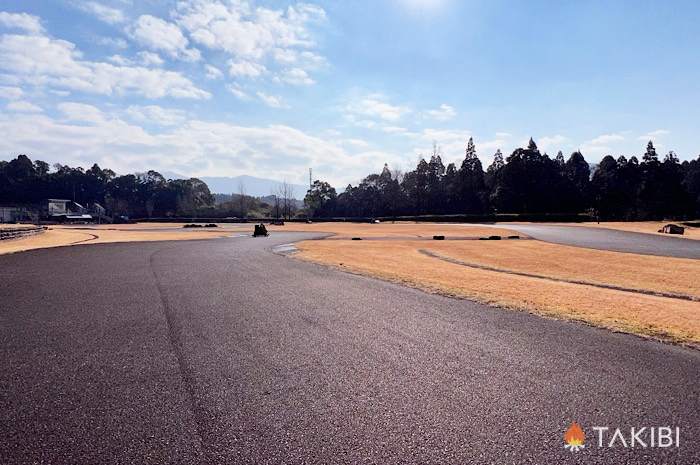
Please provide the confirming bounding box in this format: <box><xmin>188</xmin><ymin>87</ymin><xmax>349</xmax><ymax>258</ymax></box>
<box><xmin>0</xmin><ymin>223</ymin><xmax>245</xmax><ymax>255</ymax></box>
<box><xmin>0</xmin><ymin>221</ymin><xmax>514</xmax><ymax>255</ymax></box>
<box><xmin>267</xmin><ymin>221</ymin><xmax>518</xmax><ymax>238</ymax></box>
<box><xmin>558</xmin><ymin>221</ymin><xmax>700</xmax><ymax>240</ymax></box>
<box><xmin>295</xmin><ymin>234</ymin><xmax>700</xmax><ymax>345</ymax></box>
<box><xmin>422</xmin><ymin>240</ymin><xmax>700</xmax><ymax>299</ymax></box>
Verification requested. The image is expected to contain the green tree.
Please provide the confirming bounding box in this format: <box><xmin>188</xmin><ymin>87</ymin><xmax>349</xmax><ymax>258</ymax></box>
<box><xmin>458</xmin><ymin>137</ymin><xmax>487</xmax><ymax>213</ymax></box>
<box><xmin>305</xmin><ymin>180</ymin><xmax>337</xmax><ymax>217</ymax></box>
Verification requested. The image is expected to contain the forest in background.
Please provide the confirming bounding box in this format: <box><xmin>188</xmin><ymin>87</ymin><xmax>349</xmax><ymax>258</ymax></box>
<box><xmin>306</xmin><ymin>139</ymin><xmax>700</xmax><ymax>221</ymax></box>
<box><xmin>2</xmin><ymin>138</ymin><xmax>700</xmax><ymax>221</ymax></box>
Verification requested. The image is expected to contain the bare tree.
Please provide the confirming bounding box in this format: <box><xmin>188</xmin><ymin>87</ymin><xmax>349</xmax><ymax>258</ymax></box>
<box><xmin>238</xmin><ymin>181</ymin><xmax>248</xmax><ymax>218</ymax></box>
<box><xmin>271</xmin><ymin>181</ymin><xmax>298</xmax><ymax>220</ymax></box>
<box><xmin>273</xmin><ymin>185</ymin><xmax>283</xmax><ymax>220</ymax></box>
<box><xmin>282</xmin><ymin>181</ymin><xmax>296</xmax><ymax>220</ymax></box>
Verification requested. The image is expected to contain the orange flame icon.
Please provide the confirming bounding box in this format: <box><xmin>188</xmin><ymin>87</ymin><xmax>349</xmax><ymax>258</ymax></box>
<box><xmin>564</xmin><ymin>422</ymin><xmax>585</xmax><ymax>452</ymax></box>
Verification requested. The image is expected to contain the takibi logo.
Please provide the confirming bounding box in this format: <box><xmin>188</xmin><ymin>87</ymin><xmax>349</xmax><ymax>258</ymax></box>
<box><xmin>563</xmin><ymin>421</ymin><xmax>681</xmax><ymax>453</ymax></box>
<box><xmin>564</xmin><ymin>422</ymin><xmax>586</xmax><ymax>452</ymax></box>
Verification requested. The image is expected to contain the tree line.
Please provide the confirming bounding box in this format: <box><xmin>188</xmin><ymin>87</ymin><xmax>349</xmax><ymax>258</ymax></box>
<box><xmin>305</xmin><ymin>139</ymin><xmax>700</xmax><ymax>220</ymax></box>
<box><xmin>0</xmin><ymin>154</ymin><xmax>301</xmax><ymax>219</ymax></box>
<box><xmin>3</xmin><ymin>138</ymin><xmax>699</xmax><ymax>221</ymax></box>
<box><xmin>0</xmin><ymin>155</ymin><xmax>214</xmax><ymax>217</ymax></box>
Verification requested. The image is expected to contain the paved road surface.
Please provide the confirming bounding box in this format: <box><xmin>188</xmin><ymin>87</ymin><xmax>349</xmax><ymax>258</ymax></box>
<box><xmin>493</xmin><ymin>223</ymin><xmax>700</xmax><ymax>259</ymax></box>
<box><xmin>1</xmin><ymin>233</ymin><xmax>698</xmax><ymax>464</ymax></box>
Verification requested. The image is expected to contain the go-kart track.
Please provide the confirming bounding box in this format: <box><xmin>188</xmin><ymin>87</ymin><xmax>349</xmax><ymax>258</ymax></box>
<box><xmin>1</xmin><ymin>229</ymin><xmax>698</xmax><ymax>464</ymax></box>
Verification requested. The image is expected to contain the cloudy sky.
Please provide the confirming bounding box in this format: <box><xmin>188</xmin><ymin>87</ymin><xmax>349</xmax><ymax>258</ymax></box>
<box><xmin>0</xmin><ymin>0</ymin><xmax>698</xmax><ymax>186</ymax></box>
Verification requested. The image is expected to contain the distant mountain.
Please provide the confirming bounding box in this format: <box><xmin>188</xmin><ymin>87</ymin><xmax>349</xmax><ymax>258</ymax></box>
<box><xmin>162</xmin><ymin>172</ymin><xmax>308</xmax><ymax>198</ymax></box>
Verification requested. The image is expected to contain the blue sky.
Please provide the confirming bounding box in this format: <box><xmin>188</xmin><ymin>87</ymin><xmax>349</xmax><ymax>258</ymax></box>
<box><xmin>0</xmin><ymin>0</ymin><xmax>698</xmax><ymax>187</ymax></box>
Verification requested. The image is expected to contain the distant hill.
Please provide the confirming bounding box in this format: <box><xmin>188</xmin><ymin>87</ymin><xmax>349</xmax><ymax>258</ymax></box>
<box><xmin>162</xmin><ymin>172</ymin><xmax>308</xmax><ymax>198</ymax></box>
<box><xmin>212</xmin><ymin>193</ymin><xmax>303</xmax><ymax>209</ymax></box>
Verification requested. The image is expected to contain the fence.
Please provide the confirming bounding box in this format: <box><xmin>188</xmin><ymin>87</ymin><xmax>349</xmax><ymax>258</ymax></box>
<box><xmin>0</xmin><ymin>226</ymin><xmax>46</xmax><ymax>241</ymax></box>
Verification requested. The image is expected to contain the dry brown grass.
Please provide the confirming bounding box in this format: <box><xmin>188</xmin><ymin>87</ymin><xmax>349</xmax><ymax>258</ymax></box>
<box><xmin>552</xmin><ymin>221</ymin><xmax>700</xmax><ymax>240</ymax></box>
<box><xmin>267</xmin><ymin>221</ymin><xmax>517</xmax><ymax>238</ymax></box>
<box><xmin>423</xmin><ymin>240</ymin><xmax>700</xmax><ymax>299</ymax></box>
<box><xmin>0</xmin><ymin>221</ymin><xmax>513</xmax><ymax>255</ymax></box>
<box><xmin>0</xmin><ymin>223</ymin><xmax>239</xmax><ymax>255</ymax></box>
<box><xmin>0</xmin><ymin>228</ymin><xmax>93</xmax><ymax>254</ymax></box>
<box><xmin>296</xmin><ymin>238</ymin><xmax>700</xmax><ymax>345</ymax></box>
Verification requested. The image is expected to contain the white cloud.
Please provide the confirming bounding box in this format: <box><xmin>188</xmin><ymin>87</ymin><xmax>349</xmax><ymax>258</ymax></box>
<box><xmin>0</xmin><ymin>34</ymin><xmax>210</xmax><ymax>99</ymax></box>
<box><xmin>272</xmin><ymin>48</ymin><xmax>298</xmax><ymax>64</ymax></box>
<box><xmin>382</xmin><ymin>126</ymin><xmax>408</xmax><ymax>134</ymax></box>
<box><xmin>477</xmin><ymin>138</ymin><xmax>508</xmax><ymax>154</ymax></box>
<box><xmin>174</xmin><ymin>1</ymin><xmax>326</xmax><ymax>59</ymax></box>
<box><xmin>425</xmin><ymin>103</ymin><xmax>456</xmax><ymax>121</ymax></box>
<box><xmin>411</xmin><ymin>128</ymin><xmax>473</xmax><ymax>165</ymax></box>
<box><xmin>108</xmin><ymin>54</ymin><xmax>133</xmax><ymax>66</ymax></box>
<box><xmin>228</xmin><ymin>59</ymin><xmax>266</xmax><ymax>77</ymax></box>
<box><xmin>343</xmin><ymin>138</ymin><xmax>369</xmax><ymax>148</ymax></box>
<box><xmin>580</xmin><ymin>133</ymin><xmax>626</xmax><ymax>156</ymax></box>
<box><xmin>205</xmin><ymin>64</ymin><xmax>223</xmax><ymax>79</ymax></box>
<box><xmin>354</xmin><ymin>120</ymin><xmax>377</xmax><ymax>129</ymax></box>
<box><xmin>128</xmin><ymin>15</ymin><xmax>200</xmax><ymax>62</ymax></box>
<box><xmin>274</xmin><ymin>67</ymin><xmax>314</xmax><ymax>85</ymax></box>
<box><xmin>137</xmin><ymin>51</ymin><xmax>164</xmax><ymax>66</ymax></box>
<box><xmin>256</xmin><ymin>91</ymin><xmax>286</xmax><ymax>108</ymax></box>
<box><xmin>173</xmin><ymin>0</ymin><xmax>327</xmax><ymax>86</ymax></box>
<box><xmin>58</xmin><ymin>102</ymin><xmax>106</xmax><ymax>124</ymax></box>
<box><xmin>97</xmin><ymin>36</ymin><xmax>128</xmax><ymax>49</ymax></box>
<box><xmin>74</xmin><ymin>2</ymin><xmax>126</xmax><ymax>25</ymax></box>
<box><xmin>536</xmin><ymin>134</ymin><xmax>568</xmax><ymax>152</ymax></box>
<box><xmin>648</xmin><ymin>129</ymin><xmax>669</xmax><ymax>136</ymax></box>
<box><xmin>126</xmin><ymin>105</ymin><xmax>186</xmax><ymax>126</ymax></box>
<box><xmin>0</xmin><ymin>85</ymin><xmax>23</xmax><ymax>100</ymax></box>
<box><xmin>346</xmin><ymin>94</ymin><xmax>409</xmax><ymax>122</ymax></box>
<box><xmin>227</xmin><ymin>83</ymin><xmax>250</xmax><ymax>100</ymax></box>
<box><xmin>495</xmin><ymin>132</ymin><xmax>512</xmax><ymax>138</ymax></box>
<box><xmin>6</xmin><ymin>100</ymin><xmax>42</xmax><ymax>113</ymax></box>
<box><xmin>272</xmin><ymin>48</ymin><xmax>326</xmax><ymax>69</ymax></box>
<box><xmin>638</xmin><ymin>129</ymin><xmax>669</xmax><ymax>141</ymax></box>
<box><xmin>589</xmin><ymin>133</ymin><xmax>625</xmax><ymax>145</ymax></box>
<box><xmin>579</xmin><ymin>143</ymin><xmax>612</xmax><ymax>158</ymax></box>
<box><xmin>0</xmin><ymin>111</ymin><xmax>395</xmax><ymax>186</ymax></box>
<box><xmin>0</xmin><ymin>12</ymin><xmax>44</xmax><ymax>35</ymax></box>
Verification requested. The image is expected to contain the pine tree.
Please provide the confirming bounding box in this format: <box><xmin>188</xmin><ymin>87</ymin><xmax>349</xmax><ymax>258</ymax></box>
<box><xmin>487</xmin><ymin>149</ymin><xmax>504</xmax><ymax>173</ymax></box>
<box><xmin>555</xmin><ymin>151</ymin><xmax>566</xmax><ymax>170</ymax></box>
<box><xmin>465</xmin><ymin>137</ymin><xmax>477</xmax><ymax>160</ymax></box>
<box><xmin>459</xmin><ymin>137</ymin><xmax>487</xmax><ymax>213</ymax></box>
<box><xmin>642</xmin><ymin>141</ymin><xmax>659</xmax><ymax>164</ymax></box>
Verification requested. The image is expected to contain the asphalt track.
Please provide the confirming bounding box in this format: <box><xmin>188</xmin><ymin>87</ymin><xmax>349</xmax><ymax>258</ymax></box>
<box><xmin>1</xmin><ymin>233</ymin><xmax>699</xmax><ymax>464</ymax></box>
<box><xmin>496</xmin><ymin>223</ymin><xmax>700</xmax><ymax>259</ymax></box>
